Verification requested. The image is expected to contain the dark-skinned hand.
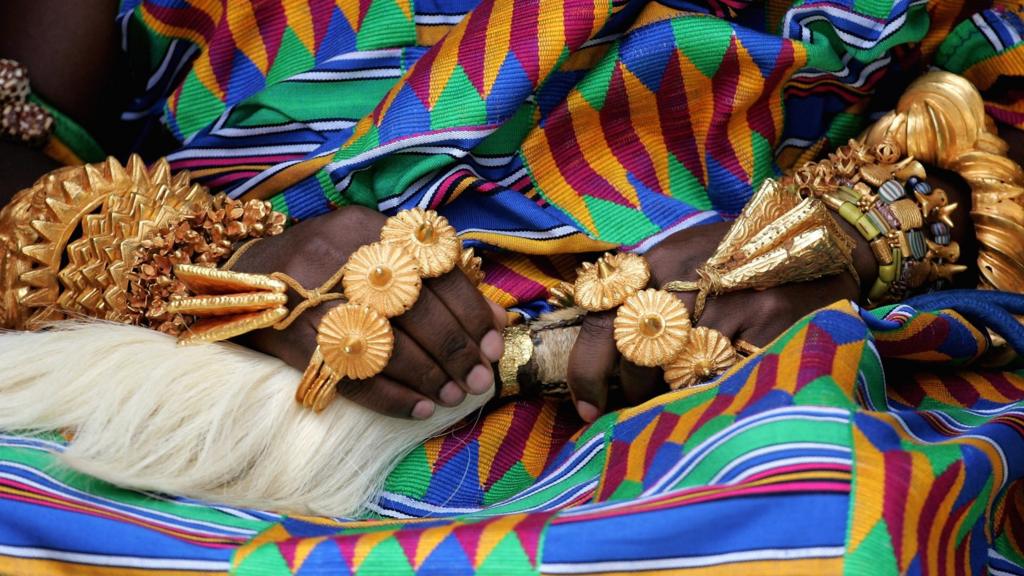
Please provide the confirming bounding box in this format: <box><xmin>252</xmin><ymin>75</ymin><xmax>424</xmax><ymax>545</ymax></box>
<box><xmin>567</xmin><ymin>168</ymin><xmax>975</xmax><ymax>423</ymax></box>
<box><xmin>231</xmin><ymin>205</ymin><xmax>507</xmax><ymax>420</ymax></box>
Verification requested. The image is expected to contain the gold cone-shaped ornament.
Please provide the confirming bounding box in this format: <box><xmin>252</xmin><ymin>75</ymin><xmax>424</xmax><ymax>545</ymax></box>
<box><xmin>665</xmin><ymin>179</ymin><xmax>856</xmax><ymax>319</ymax></box>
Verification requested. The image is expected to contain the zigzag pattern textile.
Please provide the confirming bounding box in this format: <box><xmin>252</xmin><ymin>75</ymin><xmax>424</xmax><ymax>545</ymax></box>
<box><xmin>2</xmin><ymin>299</ymin><xmax>1024</xmax><ymax>574</ymax></box>
<box><xmin>117</xmin><ymin>0</ymin><xmax>1024</xmax><ymax>316</ymax></box>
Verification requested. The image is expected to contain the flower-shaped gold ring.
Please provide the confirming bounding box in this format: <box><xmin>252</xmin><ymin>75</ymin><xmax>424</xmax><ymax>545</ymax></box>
<box><xmin>613</xmin><ymin>288</ymin><xmax>690</xmax><ymax>367</ymax></box>
<box><xmin>343</xmin><ymin>242</ymin><xmax>422</xmax><ymax>317</ymax></box>
<box><xmin>318</xmin><ymin>303</ymin><xmax>394</xmax><ymax>381</ymax></box>
<box><xmin>574</xmin><ymin>252</ymin><xmax>650</xmax><ymax>312</ymax></box>
<box><xmin>663</xmin><ymin>327</ymin><xmax>738</xmax><ymax>390</ymax></box>
<box><xmin>380</xmin><ymin>208</ymin><xmax>461</xmax><ymax>278</ymax></box>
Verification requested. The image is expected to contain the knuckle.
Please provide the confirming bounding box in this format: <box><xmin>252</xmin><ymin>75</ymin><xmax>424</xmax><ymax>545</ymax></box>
<box><xmin>755</xmin><ymin>290</ymin><xmax>789</xmax><ymax>317</ymax></box>
<box><xmin>439</xmin><ymin>331</ymin><xmax>474</xmax><ymax>365</ymax></box>
<box><xmin>580</xmin><ymin>313</ymin><xmax>614</xmax><ymax>339</ymax></box>
<box><xmin>419</xmin><ymin>366</ymin><xmax>447</xmax><ymax>392</ymax></box>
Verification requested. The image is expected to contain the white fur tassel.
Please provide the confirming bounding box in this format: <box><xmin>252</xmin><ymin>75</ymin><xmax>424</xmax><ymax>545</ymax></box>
<box><xmin>0</xmin><ymin>322</ymin><xmax>490</xmax><ymax>516</ymax></box>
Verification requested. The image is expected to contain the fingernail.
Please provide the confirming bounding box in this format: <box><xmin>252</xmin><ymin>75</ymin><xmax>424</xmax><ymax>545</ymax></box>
<box><xmin>438</xmin><ymin>381</ymin><xmax>464</xmax><ymax>406</ymax></box>
<box><xmin>411</xmin><ymin>400</ymin><xmax>435</xmax><ymax>420</ymax></box>
<box><xmin>576</xmin><ymin>401</ymin><xmax>601</xmax><ymax>423</ymax></box>
<box><xmin>466</xmin><ymin>364</ymin><xmax>493</xmax><ymax>394</ymax></box>
<box><xmin>480</xmin><ymin>330</ymin><xmax>503</xmax><ymax>363</ymax></box>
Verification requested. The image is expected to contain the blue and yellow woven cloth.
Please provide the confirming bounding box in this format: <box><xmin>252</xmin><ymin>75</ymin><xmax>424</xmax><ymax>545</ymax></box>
<box><xmin>2</xmin><ymin>296</ymin><xmax>1024</xmax><ymax>574</ymax></box>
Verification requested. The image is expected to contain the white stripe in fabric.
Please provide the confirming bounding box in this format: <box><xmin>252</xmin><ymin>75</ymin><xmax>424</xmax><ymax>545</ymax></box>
<box><xmin>327</xmin><ymin>127</ymin><xmax>498</xmax><ymax>175</ymax></box>
<box><xmin>581</xmin><ymin>33</ymin><xmax>622</xmax><ymax>48</ymax></box>
<box><xmin>415</xmin><ymin>13</ymin><xmax>467</xmax><ymax>25</ymax></box>
<box><xmin>213</xmin><ymin>120</ymin><xmax>356</xmax><ymax>138</ymax></box>
<box><xmin>988</xmin><ymin>548</ymin><xmax>1024</xmax><ymax>575</ymax></box>
<box><xmin>708</xmin><ymin>443</ymin><xmax>852</xmax><ymax>484</ymax></box>
<box><xmin>373</xmin><ymin>434</ymin><xmax>606</xmax><ymax>518</ymax></box>
<box><xmin>457</xmin><ymin>225</ymin><xmax>580</xmax><ymax>241</ymax></box>
<box><xmin>470</xmin><ymin>154</ymin><xmax>517</xmax><ymax>168</ymax></box>
<box><xmin>0</xmin><ymin>544</ymin><xmax>230</xmax><ymax>571</ymax></box>
<box><xmin>287</xmin><ymin>69</ymin><xmax>403</xmax><ymax>82</ymax></box>
<box><xmin>378</xmin><ymin>171</ymin><xmax>437</xmax><ymax>210</ymax></box>
<box><xmin>1006</xmin><ymin>18</ymin><xmax>1023</xmax><ymax>47</ymax></box>
<box><xmin>888</xmin><ymin>413</ymin><xmax>1011</xmax><ymax>491</ymax></box>
<box><xmin>973</xmin><ymin>13</ymin><xmax>1006</xmax><ymax>52</ymax></box>
<box><xmin>401</xmin><ymin>145</ymin><xmax>472</xmax><ymax>160</ymax></box>
<box><xmin>487</xmin><ymin>435</ymin><xmax>606</xmax><ymax>508</ymax></box>
<box><xmin>373</xmin><ymin>493</ymin><xmax>483</xmax><ymax>515</ymax></box>
<box><xmin>147</xmin><ymin>39</ymin><xmax>179</xmax><ymax>90</ymax></box>
<box><xmin>415</xmin><ymin>163</ymin><xmax>483</xmax><ymax>209</ymax></box>
<box><xmin>541</xmin><ymin>546</ymin><xmax>847</xmax><ymax>573</ymax></box>
<box><xmin>783</xmin><ymin>1</ymin><xmax>927</xmax><ymax>50</ymax></box>
<box><xmin>791</xmin><ymin>54</ymin><xmax>891</xmax><ymax>88</ymax></box>
<box><xmin>327</xmin><ymin>48</ymin><xmax>404</xmax><ymax>63</ymax></box>
<box><xmin>0</xmin><ymin>464</ymin><xmax>256</xmax><ymax>536</ymax></box>
<box><xmin>630</xmin><ymin>212</ymin><xmax>720</xmax><ymax>254</ymax></box>
<box><xmin>0</xmin><ymin>435</ymin><xmax>66</xmax><ymax>452</ymax></box>
<box><xmin>496</xmin><ymin>166</ymin><xmax>529</xmax><ymax>187</ymax></box>
<box><xmin>721</xmin><ymin>456</ymin><xmax>853</xmax><ymax>485</ymax></box>
<box><xmin>227</xmin><ymin>146</ymin><xmax>337</xmax><ymax>198</ymax></box>
<box><xmin>168</xmin><ymin>143</ymin><xmax>320</xmax><ymax>160</ymax></box>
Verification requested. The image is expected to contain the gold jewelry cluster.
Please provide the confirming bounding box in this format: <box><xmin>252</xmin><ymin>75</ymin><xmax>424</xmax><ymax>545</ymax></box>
<box><xmin>781</xmin><ymin>137</ymin><xmax>961</xmax><ymax>305</ymax></box>
<box><xmin>552</xmin><ymin>253</ymin><xmax>750</xmax><ymax>390</ymax></box>
<box><xmin>0</xmin><ymin>156</ymin><xmax>285</xmax><ymax>330</ymax></box>
<box><xmin>863</xmin><ymin>71</ymin><xmax>1024</xmax><ymax>293</ymax></box>
<box><xmin>289</xmin><ymin>208</ymin><xmax>479</xmax><ymax>410</ymax></box>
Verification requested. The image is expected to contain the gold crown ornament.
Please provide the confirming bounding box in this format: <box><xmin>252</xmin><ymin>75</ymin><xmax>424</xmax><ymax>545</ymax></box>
<box><xmin>863</xmin><ymin>71</ymin><xmax>1024</xmax><ymax>293</ymax></box>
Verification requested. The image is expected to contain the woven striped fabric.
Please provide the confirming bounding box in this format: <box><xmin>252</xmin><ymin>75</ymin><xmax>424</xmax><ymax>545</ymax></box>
<box><xmin>115</xmin><ymin>0</ymin><xmax>1024</xmax><ymax>315</ymax></box>
<box><xmin>2</xmin><ymin>297</ymin><xmax>1023</xmax><ymax>574</ymax></box>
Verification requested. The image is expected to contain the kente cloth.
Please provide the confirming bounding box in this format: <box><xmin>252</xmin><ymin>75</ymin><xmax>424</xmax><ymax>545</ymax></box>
<box><xmin>112</xmin><ymin>0</ymin><xmax>1024</xmax><ymax>315</ymax></box>
<box><xmin>1</xmin><ymin>296</ymin><xmax>1024</xmax><ymax>574</ymax></box>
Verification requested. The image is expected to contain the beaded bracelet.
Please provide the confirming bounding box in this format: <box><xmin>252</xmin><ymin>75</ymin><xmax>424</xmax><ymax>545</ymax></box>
<box><xmin>787</xmin><ymin>139</ymin><xmax>964</xmax><ymax>305</ymax></box>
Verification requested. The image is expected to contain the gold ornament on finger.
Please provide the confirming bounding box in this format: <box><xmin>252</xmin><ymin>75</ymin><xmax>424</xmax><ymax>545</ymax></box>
<box><xmin>547</xmin><ymin>280</ymin><xmax>576</xmax><ymax>308</ymax></box>
<box><xmin>318</xmin><ymin>303</ymin><xmax>394</xmax><ymax>380</ymax></box>
<box><xmin>458</xmin><ymin>247</ymin><xmax>485</xmax><ymax>286</ymax></box>
<box><xmin>613</xmin><ymin>288</ymin><xmax>690</xmax><ymax>367</ymax></box>
<box><xmin>663</xmin><ymin>327</ymin><xmax>738</xmax><ymax>390</ymax></box>
<box><xmin>296</xmin><ymin>303</ymin><xmax>395</xmax><ymax>410</ymax></box>
<box><xmin>380</xmin><ymin>208</ymin><xmax>461</xmax><ymax>277</ymax></box>
<box><xmin>343</xmin><ymin>242</ymin><xmax>422</xmax><ymax>317</ymax></box>
<box><xmin>574</xmin><ymin>252</ymin><xmax>650</xmax><ymax>312</ymax></box>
